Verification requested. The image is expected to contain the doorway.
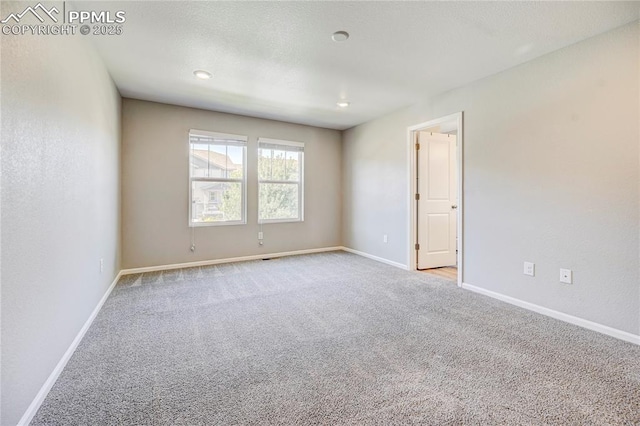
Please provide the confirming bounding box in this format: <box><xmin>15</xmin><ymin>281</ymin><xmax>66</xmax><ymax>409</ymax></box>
<box><xmin>407</xmin><ymin>112</ymin><xmax>463</xmax><ymax>286</ymax></box>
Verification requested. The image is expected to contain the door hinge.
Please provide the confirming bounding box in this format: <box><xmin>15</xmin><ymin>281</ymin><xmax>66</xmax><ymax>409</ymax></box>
<box><xmin>415</xmin><ymin>243</ymin><xmax>420</xmax><ymax>250</ymax></box>
<box><xmin>415</xmin><ymin>143</ymin><xmax>420</xmax><ymax>150</ymax></box>
<box><xmin>415</xmin><ymin>193</ymin><xmax>420</xmax><ymax>201</ymax></box>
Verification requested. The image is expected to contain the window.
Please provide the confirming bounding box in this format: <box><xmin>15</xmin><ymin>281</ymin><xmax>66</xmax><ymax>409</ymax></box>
<box><xmin>189</xmin><ymin>129</ymin><xmax>247</xmax><ymax>226</ymax></box>
<box><xmin>258</xmin><ymin>138</ymin><xmax>304</xmax><ymax>223</ymax></box>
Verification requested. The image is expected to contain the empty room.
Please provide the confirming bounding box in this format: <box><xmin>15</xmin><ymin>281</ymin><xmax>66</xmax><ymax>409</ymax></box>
<box><xmin>2</xmin><ymin>1</ymin><xmax>639</xmax><ymax>425</ymax></box>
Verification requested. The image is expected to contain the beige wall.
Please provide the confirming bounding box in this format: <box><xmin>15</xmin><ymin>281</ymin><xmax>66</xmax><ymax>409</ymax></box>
<box><xmin>343</xmin><ymin>22</ymin><xmax>640</xmax><ymax>335</ymax></box>
<box><xmin>0</xmin><ymin>4</ymin><xmax>122</xmax><ymax>423</ymax></box>
<box><xmin>121</xmin><ymin>100</ymin><xmax>342</xmax><ymax>269</ymax></box>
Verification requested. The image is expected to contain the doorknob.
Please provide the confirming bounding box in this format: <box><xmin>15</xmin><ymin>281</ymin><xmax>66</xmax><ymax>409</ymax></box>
<box><xmin>451</xmin><ymin>205</ymin><xmax>458</xmax><ymax>209</ymax></box>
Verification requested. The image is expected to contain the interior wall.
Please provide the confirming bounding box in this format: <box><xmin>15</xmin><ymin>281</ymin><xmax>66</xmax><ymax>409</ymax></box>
<box><xmin>121</xmin><ymin>99</ymin><xmax>342</xmax><ymax>269</ymax></box>
<box><xmin>343</xmin><ymin>22</ymin><xmax>640</xmax><ymax>335</ymax></box>
<box><xmin>0</xmin><ymin>9</ymin><xmax>122</xmax><ymax>426</ymax></box>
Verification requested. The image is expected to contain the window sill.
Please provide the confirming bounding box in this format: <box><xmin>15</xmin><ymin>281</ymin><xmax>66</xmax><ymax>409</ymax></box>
<box><xmin>259</xmin><ymin>218</ymin><xmax>303</xmax><ymax>224</ymax></box>
<box><xmin>189</xmin><ymin>220</ymin><xmax>247</xmax><ymax>228</ymax></box>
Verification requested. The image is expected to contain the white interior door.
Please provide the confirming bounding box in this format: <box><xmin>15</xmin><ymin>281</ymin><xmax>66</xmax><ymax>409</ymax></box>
<box><xmin>417</xmin><ymin>131</ymin><xmax>457</xmax><ymax>269</ymax></box>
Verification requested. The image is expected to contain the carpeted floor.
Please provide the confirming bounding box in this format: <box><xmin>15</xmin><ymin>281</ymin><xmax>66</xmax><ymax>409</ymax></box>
<box><xmin>32</xmin><ymin>251</ymin><xmax>639</xmax><ymax>425</ymax></box>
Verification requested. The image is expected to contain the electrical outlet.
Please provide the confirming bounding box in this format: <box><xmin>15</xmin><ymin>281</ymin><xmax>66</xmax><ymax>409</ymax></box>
<box><xmin>523</xmin><ymin>261</ymin><xmax>535</xmax><ymax>277</ymax></box>
<box><xmin>258</xmin><ymin>231</ymin><xmax>264</xmax><ymax>240</ymax></box>
<box><xmin>383</xmin><ymin>234</ymin><xmax>388</xmax><ymax>243</ymax></box>
<box><xmin>560</xmin><ymin>268</ymin><xmax>572</xmax><ymax>284</ymax></box>
<box><xmin>100</xmin><ymin>258</ymin><xmax>104</xmax><ymax>273</ymax></box>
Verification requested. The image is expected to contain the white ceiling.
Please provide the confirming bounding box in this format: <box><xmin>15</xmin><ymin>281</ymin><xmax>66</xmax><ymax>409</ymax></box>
<box><xmin>84</xmin><ymin>1</ymin><xmax>639</xmax><ymax>130</ymax></box>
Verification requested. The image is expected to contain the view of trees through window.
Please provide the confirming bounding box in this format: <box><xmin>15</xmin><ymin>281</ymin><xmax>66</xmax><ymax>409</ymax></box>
<box><xmin>258</xmin><ymin>146</ymin><xmax>303</xmax><ymax>221</ymax></box>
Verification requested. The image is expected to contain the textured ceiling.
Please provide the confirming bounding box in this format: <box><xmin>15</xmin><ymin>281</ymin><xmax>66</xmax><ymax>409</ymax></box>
<box><xmin>83</xmin><ymin>1</ymin><xmax>639</xmax><ymax>130</ymax></box>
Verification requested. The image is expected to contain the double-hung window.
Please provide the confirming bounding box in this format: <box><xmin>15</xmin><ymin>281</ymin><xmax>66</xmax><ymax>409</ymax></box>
<box><xmin>189</xmin><ymin>129</ymin><xmax>247</xmax><ymax>226</ymax></box>
<box><xmin>258</xmin><ymin>138</ymin><xmax>304</xmax><ymax>223</ymax></box>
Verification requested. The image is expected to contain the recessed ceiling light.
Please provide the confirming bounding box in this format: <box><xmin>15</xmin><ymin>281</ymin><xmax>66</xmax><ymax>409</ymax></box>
<box><xmin>193</xmin><ymin>70</ymin><xmax>212</xmax><ymax>80</ymax></box>
<box><xmin>337</xmin><ymin>101</ymin><xmax>350</xmax><ymax>108</ymax></box>
<box><xmin>332</xmin><ymin>31</ymin><xmax>349</xmax><ymax>42</ymax></box>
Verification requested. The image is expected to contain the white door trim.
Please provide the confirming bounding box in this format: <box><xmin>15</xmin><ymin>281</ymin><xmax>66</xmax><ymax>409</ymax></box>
<box><xmin>407</xmin><ymin>112</ymin><xmax>464</xmax><ymax>287</ymax></box>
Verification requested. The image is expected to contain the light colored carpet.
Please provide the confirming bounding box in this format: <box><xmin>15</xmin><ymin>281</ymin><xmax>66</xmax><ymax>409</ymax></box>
<box><xmin>32</xmin><ymin>251</ymin><xmax>639</xmax><ymax>425</ymax></box>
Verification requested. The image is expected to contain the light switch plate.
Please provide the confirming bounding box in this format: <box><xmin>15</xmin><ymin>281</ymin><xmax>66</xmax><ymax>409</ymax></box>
<box><xmin>524</xmin><ymin>262</ymin><xmax>535</xmax><ymax>277</ymax></box>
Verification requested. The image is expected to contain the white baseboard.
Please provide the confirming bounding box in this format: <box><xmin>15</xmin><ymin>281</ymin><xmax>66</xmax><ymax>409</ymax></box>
<box><xmin>461</xmin><ymin>282</ymin><xmax>640</xmax><ymax>346</ymax></box>
<box><xmin>121</xmin><ymin>246</ymin><xmax>343</xmax><ymax>275</ymax></box>
<box><xmin>17</xmin><ymin>271</ymin><xmax>123</xmax><ymax>426</ymax></box>
<box><xmin>340</xmin><ymin>246</ymin><xmax>409</xmax><ymax>270</ymax></box>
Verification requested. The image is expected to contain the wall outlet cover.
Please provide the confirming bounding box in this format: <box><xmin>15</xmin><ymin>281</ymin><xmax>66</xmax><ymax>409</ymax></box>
<box><xmin>524</xmin><ymin>261</ymin><xmax>535</xmax><ymax>277</ymax></box>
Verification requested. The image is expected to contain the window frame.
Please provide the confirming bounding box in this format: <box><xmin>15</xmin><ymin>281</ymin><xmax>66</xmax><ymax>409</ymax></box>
<box><xmin>188</xmin><ymin>129</ymin><xmax>248</xmax><ymax>227</ymax></box>
<box><xmin>257</xmin><ymin>138</ymin><xmax>305</xmax><ymax>224</ymax></box>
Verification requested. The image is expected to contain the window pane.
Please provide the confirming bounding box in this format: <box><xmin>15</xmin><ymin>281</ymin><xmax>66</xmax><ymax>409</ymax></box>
<box><xmin>258</xmin><ymin>149</ymin><xmax>300</xmax><ymax>182</ymax></box>
<box><xmin>226</xmin><ymin>145</ymin><xmax>244</xmax><ymax>178</ymax></box>
<box><xmin>285</xmin><ymin>151</ymin><xmax>300</xmax><ymax>181</ymax></box>
<box><xmin>270</xmin><ymin>149</ymin><xmax>287</xmax><ymax>180</ymax></box>
<box><xmin>191</xmin><ymin>181</ymin><xmax>242</xmax><ymax>223</ymax></box>
<box><xmin>258</xmin><ymin>148</ymin><xmax>270</xmax><ymax>180</ymax></box>
<box><xmin>190</xmin><ymin>144</ymin><xmax>243</xmax><ymax>179</ymax></box>
<box><xmin>259</xmin><ymin>183</ymin><xmax>299</xmax><ymax>221</ymax></box>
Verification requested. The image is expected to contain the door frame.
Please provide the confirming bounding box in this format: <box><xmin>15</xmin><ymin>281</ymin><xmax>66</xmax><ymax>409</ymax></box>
<box><xmin>407</xmin><ymin>112</ymin><xmax>464</xmax><ymax>287</ymax></box>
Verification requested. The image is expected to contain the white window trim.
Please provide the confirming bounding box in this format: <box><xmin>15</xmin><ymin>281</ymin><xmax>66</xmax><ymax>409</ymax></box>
<box><xmin>257</xmin><ymin>138</ymin><xmax>304</xmax><ymax>224</ymax></box>
<box><xmin>189</xmin><ymin>130</ymin><xmax>247</xmax><ymax>227</ymax></box>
